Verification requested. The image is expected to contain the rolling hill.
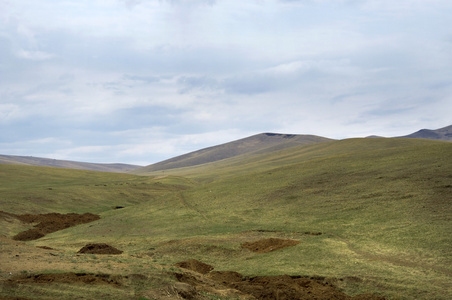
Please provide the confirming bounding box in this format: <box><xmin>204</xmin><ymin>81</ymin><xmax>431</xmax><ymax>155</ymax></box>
<box><xmin>400</xmin><ymin>124</ymin><xmax>452</xmax><ymax>141</ymax></box>
<box><xmin>0</xmin><ymin>154</ymin><xmax>141</xmax><ymax>173</ymax></box>
<box><xmin>134</xmin><ymin>132</ymin><xmax>333</xmax><ymax>173</ymax></box>
<box><xmin>0</xmin><ymin>137</ymin><xmax>452</xmax><ymax>300</ymax></box>
<box><xmin>136</xmin><ymin>125</ymin><xmax>452</xmax><ymax>174</ymax></box>
<box><xmin>1</xmin><ymin>125</ymin><xmax>450</xmax><ymax>174</ymax></box>
<box><xmin>1</xmin><ymin>137</ymin><xmax>451</xmax><ymax>299</ymax></box>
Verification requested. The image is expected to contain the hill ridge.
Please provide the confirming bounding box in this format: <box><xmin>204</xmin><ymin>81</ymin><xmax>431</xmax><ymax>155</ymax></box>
<box><xmin>134</xmin><ymin>132</ymin><xmax>333</xmax><ymax>173</ymax></box>
<box><xmin>0</xmin><ymin>154</ymin><xmax>141</xmax><ymax>173</ymax></box>
<box><xmin>400</xmin><ymin>124</ymin><xmax>452</xmax><ymax>141</ymax></box>
<box><xmin>0</xmin><ymin>135</ymin><xmax>451</xmax><ymax>299</ymax></box>
<box><xmin>2</xmin><ymin>124</ymin><xmax>451</xmax><ymax>172</ymax></box>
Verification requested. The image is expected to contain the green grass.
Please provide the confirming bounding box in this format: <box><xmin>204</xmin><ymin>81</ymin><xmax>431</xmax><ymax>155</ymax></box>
<box><xmin>0</xmin><ymin>165</ymin><xmax>192</xmax><ymax>215</ymax></box>
<box><xmin>1</xmin><ymin>138</ymin><xmax>451</xmax><ymax>299</ymax></box>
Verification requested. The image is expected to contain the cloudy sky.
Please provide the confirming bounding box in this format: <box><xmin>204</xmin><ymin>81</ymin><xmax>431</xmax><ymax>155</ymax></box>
<box><xmin>1</xmin><ymin>0</ymin><xmax>452</xmax><ymax>165</ymax></box>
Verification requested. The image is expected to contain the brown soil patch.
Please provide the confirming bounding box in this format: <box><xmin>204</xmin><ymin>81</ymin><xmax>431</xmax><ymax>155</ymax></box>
<box><xmin>0</xmin><ymin>234</ymin><xmax>127</xmax><ymax>278</ymax></box>
<box><xmin>77</xmin><ymin>243</ymin><xmax>123</xmax><ymax>255</ymax></box>
<box><xmin>228</xmin><ymin>275</ymin><xmax>385</xmax><ymax>300</ymax></box>
<box><xmin>13</xmin><ymin>229</ymin><xmax>45</xmax><ymax>241</ymax></box>
<box><xmin>241</xmin><ymin>238</ymin><xmax>300</xmax><ymax>253</ymax></box>
<box><xmin>174</xmin><ymin>260</ymin><xmax>385</xmax><ymax>300</ymax></box>
<box><xmin>7</xmin><ymin>272</ymin><xmax>122</xmax><ymax>286</ymax></box>
<box><xmin>175</xmin><ymin>259</ymin><xmax>214</xmax><ymax>274</ymax></box>
<box><xmin>9</xmin><ymin>212</ymin><xmax>100</xmax><ymax>241</ymax></box>
<box><xmin>36</xmin><ymin>245</ymin><xmax>54</xmax><ymax>250</ymax></box>
<box><xmin>207</xmin><ymin>271</ymin><xmax>243</xmax><ymax>283</ymax></box>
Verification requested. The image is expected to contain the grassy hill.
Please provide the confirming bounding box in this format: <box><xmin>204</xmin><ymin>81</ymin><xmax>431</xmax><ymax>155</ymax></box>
<box><xmin>1</xmin><ymin>138</ymin><xmax>451</xmax><ymax>299</ymax></box>
<box><xmin>400</xmin><ymin>124</ymin><xmax>452</xmax><ymax>141</ymax></box>
<box><xmin>0</xmin><ymin>165</ymin><xmax>192</xmax><ymax>217</ymax></box>
<box><xmin>0</xmin><ymin>154</ymin><xmax>141</xmax><ymax>173</ymax></box>
<box><xmin>134</xmin><ymin>132</ymin><xmax>332</xmax><ymax>173</ymax></box>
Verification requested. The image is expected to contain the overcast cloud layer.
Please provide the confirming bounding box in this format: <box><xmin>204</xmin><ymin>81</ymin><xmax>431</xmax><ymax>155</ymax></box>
<box><xmin>1</xmin><ymin>0</ymin><xmax>452</xmax><ymax>165</ymax></box>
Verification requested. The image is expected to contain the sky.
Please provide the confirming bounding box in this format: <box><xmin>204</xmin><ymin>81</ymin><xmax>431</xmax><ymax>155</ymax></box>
<box><xmin>1</xmin><ymin>0</ymin><xmax>452</xmax><ymax>165</ymax></box>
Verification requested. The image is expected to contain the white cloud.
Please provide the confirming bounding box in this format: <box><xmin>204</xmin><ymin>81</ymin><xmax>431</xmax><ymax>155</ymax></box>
<box><xmin>1</xmin><ymin>0</ymin><xmax>452</xmax><ymax>164</ymax></box>
<box><xmin>359</xmin><ymin>0</ymin><xmax>452</xmax><ymax>13</ymax></box>
<box><xmin>0</xmin><ymin>104</ymin><xmax>23</xmax><ymax>123</ymax></box>
<box><xmin>108</xmin><ymin>127</ymin><xmax>247</xmax><ymax>164</ymax></box>
<box><xmin>51</xmin><ymin>145</ymin><xmax>110</xmax><ymax>158</ymax></box>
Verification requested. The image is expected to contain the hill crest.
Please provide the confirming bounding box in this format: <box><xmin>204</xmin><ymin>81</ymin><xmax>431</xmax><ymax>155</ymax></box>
<box><xmin>0</xmin><ymin>154</ymin><xmax>141</xmax><ymax>173</ymax></box>
<box><xmin>135</xmin><ymin>132</ymin><xmax>333</xmax><ymax>173</ymax></box>
<box><xmin>2</xmin><ymin>125</ymin><xmax>451</xmax><ymax>172</ymax></box>
<box><xmin>400</xmin><ymin>124</ymin><xmax>452</xmax><ymax>141</ymax></box>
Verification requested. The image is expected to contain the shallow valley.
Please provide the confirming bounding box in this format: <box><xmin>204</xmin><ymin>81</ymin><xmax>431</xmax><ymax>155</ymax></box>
<box><xmin>1</xmin><ymin>138</ymin><xmax>451</xmax><ymax>299</ymax></box>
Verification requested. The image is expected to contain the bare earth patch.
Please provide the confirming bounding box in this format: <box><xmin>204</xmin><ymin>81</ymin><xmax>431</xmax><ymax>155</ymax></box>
<box><xmin>77</xmin><ymin>243</ymin><xmax>123</xmax><ymax>255</ymax></box>
<box><xmin>241</xmin><ymin>238</ymin><xmax>300</xmax><ymax>253</ymax></box>
<box><xmin>0</xmin><ymin>233</ymin><xmax>385</xmax><ymax>300</ymax></box>
<box><xmin>6</xmin><ymin>212</ymin><xmax>100</xmax><ymax>241</ymax></box>
<box><xmin>6</xmin><ymin>272</ymin><xmax>123</xmax><ymax>286</ymax></box>
<box><xmin>175</xmin><ymin>259</ymin><xmax>214</xmax><ymax>274</ymax></box>
<box><xmin>174</xmin><ymin>259</ymin><xmax>385</xmax><ymax>300</ymax></box>
<box><xmin>0</xmin><ymin>211</ymin><xmax>385</xmax><ymax>300</ymax></box>
<box><xmin>207</xmin><ymin>271</ymin><xmax>243</xmax><ymax>283</ymax></box>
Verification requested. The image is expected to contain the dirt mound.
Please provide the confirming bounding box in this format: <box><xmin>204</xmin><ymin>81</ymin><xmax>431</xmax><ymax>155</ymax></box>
<box><xmin>77</xmin><ymin>243</ymin><xmax>123</xmax><ymax>255</ymax></box>
<box><xmin>11</xmin><ymin>212</ymin><xmax>100</xmax><ymax>241</ymax></box>
<box><xmin>241</xmin><ymin>238</ymin><xmax>300</xmax><ymax>253</ymax></box>
<box><xmin>7</xmin><ymin>272</ymin><xmax>122</xmax><ymax>286</ymax></box>
<box><xmin>12</xmin><ymin>229</ymin><xmax>45</xmax><ymax>241</ymax></box>
<box><xmin>175</xmin><ymin>259</ymin><xmax>214</xmax><ymax>274</ymax></box>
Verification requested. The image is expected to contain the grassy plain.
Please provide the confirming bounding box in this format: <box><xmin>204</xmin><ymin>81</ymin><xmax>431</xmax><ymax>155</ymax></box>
<box><xmin>1</xmin><ymin>138</ymin><xmax>451</xmax><ymax>299</ymax></box>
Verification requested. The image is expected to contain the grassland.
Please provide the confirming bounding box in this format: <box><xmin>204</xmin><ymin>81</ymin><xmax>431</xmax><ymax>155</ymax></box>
<box><xmin>0</xmin><ymin>165</ymin><xmax>192</xmax><ymax>216</ymax></box>
<box><xmin>1</xmin><ymin>138</ymin><xmax>451</xmax><ymax>299</ymax></box>
<box><xmin>0</xmin><ymin>154</ymin><xmax>141</xmax><ymax>172</ymax></box>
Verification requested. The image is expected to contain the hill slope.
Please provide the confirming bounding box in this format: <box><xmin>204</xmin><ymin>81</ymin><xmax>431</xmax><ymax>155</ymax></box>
<box><xmin>0</xmin><ymin>154</ymin><xmax>141</xmax><ymax>173</ymax></box>
<box><xmin>400</xmin><ymin>124</ymin><xmax>452</xmax><ymax>141</ymax></box>
<box><xmin>135</xmin><ymin>132</ymin><xmax>332</xmax><ymax>173</ymax></box>
<box><xmin>1</xmin><ymin>138</ymin><xmax>451</xmax><ymax>299</ymax></box>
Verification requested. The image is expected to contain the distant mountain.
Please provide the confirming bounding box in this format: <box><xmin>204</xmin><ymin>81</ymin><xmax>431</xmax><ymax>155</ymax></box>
<box><xmin>135</xmin><ymin>133</ymin><xmax>333</xmax><ymax>173</ymax></box>
<box><xmin>0</xmin><ymin>154</ymin><xmax>141</xmax><ymax>173</ymax></box>
<box><xmin>4</xmin><ymin>125</ymin><xmax>449</xmax><ymax>173</ymax></box>
<box><xmin>400</xmin><ymin>125</ymin><xmax>452</xmax><ymax>141</ymax></box>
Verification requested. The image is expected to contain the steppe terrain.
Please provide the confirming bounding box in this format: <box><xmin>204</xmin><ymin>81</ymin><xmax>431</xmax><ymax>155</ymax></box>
<box><xmin>1</xmin><ymin>136</ymin><xmax>451</xmax><ymax>299</ymax></box>
<box><xmin>0</xmin><ymin>155</ymin><xmax>141</xmax><ymax>173</ymax></box>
